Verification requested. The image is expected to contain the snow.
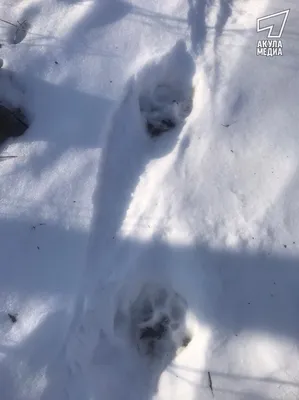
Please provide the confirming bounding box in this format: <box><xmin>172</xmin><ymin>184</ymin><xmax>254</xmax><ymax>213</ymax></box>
<box><xmin>0</xmin><ymin>0</ymin><xmax>299</xmax><ymax>399</ymax></box>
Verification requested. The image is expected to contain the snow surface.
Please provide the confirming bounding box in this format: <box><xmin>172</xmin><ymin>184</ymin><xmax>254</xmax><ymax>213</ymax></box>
<box><xmin>0</xmin><ymin>0</ymin><xmax>299</xmax><ymax>399</ymax></box>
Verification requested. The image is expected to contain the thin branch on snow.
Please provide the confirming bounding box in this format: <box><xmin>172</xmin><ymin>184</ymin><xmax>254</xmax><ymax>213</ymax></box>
<box><xmin>208</xmin><ymin>371</ymin><xmax>214</xmax><ymax>397</ymax></box>
<box><xmin>0</xmin><ymin>18</ymin><xmax>19</xmax><ymax>28</ymax></box>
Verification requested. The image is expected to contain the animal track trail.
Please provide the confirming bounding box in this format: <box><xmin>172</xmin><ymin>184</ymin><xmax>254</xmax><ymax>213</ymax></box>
<box><xmin>64</xmin><ymin>40</ymin><xmax>196</xmax><ymax>398</ymax></box>
<box><xmin>86</xmin><ymin>40</ymin><xmax>195</xmax><ymax>284</ymax></box>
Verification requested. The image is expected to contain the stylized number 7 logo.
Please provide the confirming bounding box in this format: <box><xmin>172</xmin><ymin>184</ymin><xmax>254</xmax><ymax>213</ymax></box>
<box><xmin>257</xmin><ymin>9</ymin><xmax>290</xmax><ymax>39</ymax></box>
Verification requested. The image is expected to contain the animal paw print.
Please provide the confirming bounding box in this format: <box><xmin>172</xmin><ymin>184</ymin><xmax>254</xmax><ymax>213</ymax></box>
<box><xmin>139</xmin><ymin>84</ymin><xmax>193</xmax><ymax>137</ymax></box>
<box><xmin>128</xmin><ymin>284</ymin><xmax>191</xmax><ymax>358</ymax></box>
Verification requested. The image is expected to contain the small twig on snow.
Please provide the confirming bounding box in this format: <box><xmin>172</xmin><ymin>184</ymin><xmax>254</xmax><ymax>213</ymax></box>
<box><xmin>0</xmin><ymin>18</ymin><xmax>19</xmax><ymax>28</ymax></box>
<box><xmin>208</xmin><ymin>371</ymin><xmax>214</xmax><ymax>397</ymax></box>
<box><xmin>0</xmin><ymin>155</ymin><xmax>17</xmax><ymax>161</ymax></box>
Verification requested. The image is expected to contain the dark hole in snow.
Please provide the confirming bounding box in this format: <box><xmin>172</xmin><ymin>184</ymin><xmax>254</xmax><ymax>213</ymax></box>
<box><xmin>147</xmin><ymin>119</ymin><xmax>176</xmax><ymax>137</ymax></box>
<box><xmin>8</xmin><ymin>313</ymin><xmax>17</xmax><ymax>323</ymax></box>
<box><xmin>10</xmin><ymin>21</ymin><xmax>30</xmax><ymax>45</ymax></box>
<box><xmin>139</xmin><ymin>318</ymin><xmax>168</xmax><ymax>342</ymax></box>
<box><xmin>182</xmin><ymin>335</ymin><xmax>191</xmax><ymax>348</ymax></box>
<box><xmin>0</xmin><ymin>105</ymin><xmax>29</xmax><ymax>146</ymax></box>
